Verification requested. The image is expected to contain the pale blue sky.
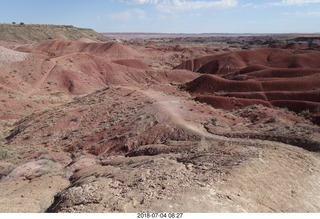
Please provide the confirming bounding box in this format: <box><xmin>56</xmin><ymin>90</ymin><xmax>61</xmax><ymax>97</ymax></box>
<box><xmin>0</xmin><ymin>0</ymin><xmax>319</xmax><ymax>33</ymax></box>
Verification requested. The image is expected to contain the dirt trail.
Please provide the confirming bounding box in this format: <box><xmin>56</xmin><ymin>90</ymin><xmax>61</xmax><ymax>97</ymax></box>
<box><xmin>25</xmin><ymin>61</ymin><xmax>56</xmax><ymax>97</ymax></box>
<box><xmin>3</xmin><ymin>85</ymin><xmax>319</xmax><ymax>213</ymax></box>
<box><xmin>142</xmin><ymin>89</ymin><xmax>213</xmax><ymax>138</ymax></box>
<box><xmin>123</xmin><ymin>86</ymin><xmax>305</xmax><ymax>150</ymax></box>
<box><xmin>140</xmin><ymin>88</ymin><xmax>320</xmax><ymax>212</ymax></box>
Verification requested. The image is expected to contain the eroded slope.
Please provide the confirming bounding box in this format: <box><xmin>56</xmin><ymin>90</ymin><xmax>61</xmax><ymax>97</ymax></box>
<box><xmin>1</xmin><ymin>35</ymin><xmax>320</xmax><ymax>213</ymax></box>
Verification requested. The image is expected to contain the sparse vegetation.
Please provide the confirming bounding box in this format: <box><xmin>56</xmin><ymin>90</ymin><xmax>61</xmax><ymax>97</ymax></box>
<box><xmin>0</xmin><ymin>143</ymin><xmax>8</xmax><ymax>160</ymax></box>
<box><xmin>300</xmin><ymin>109</ymin><xmax>310</xmax><ymax>116</ymax></box>
<box><xmin>265</xmin><ymin>116</ymin><xmax>277</xmax><ymax>123</ymax></box>
<box><xmin>0</xmin><ymin>23</ymin><xmax>110</xmax><ymax>42</ymax></box>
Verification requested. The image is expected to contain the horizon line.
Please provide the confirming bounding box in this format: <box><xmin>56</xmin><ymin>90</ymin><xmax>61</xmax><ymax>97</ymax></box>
<box><xmin>102</xmin><ymin>32</ymin><xmax>320</xmax><ymax>35</ymax></box>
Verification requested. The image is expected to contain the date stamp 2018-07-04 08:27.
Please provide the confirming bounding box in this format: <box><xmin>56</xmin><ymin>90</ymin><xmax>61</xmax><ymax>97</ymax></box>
<box><xmin>137</xmin><ymin>212</ymin><xmax>183</xmax><ymax>219</ymax></box>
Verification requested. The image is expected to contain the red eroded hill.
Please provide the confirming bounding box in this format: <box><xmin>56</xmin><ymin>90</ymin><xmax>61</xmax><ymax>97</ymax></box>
<box><xmin>183</xmin><ymin>74</ymin><xmax>320</xmax><ymax>93</ymax></box>
<box><xmin>175</xmin><ymin>48</ymin><xmax>320</xmax><ymax>75</ymax></box>
<box><xmin>22</xmin><ymin>54</ymin><xmax>198</xmax><ymax>95</ymax></box>
<box><xmin>30</xmin><ymin>40</ymin><xmax>144</xmax><ymax>59</ymax></box>
<box><xmin>112</xmin><ymin>59</ymin><xmax>152</xmax><ymax>70</ymax></box>
<box><xmin>226</xmin><ymin>68</ymin><xmax>320</xmax><ymax>80</ymax></box>
<box><xmin>0</xmin><ymin>42</ymin><xmax>198</xmax><ymax>97</ymax></box>
<box><xmin>179</xmin><ymin>49</ymin><xmax>320</xmax><ymax>125</ymax></box>
<box><xmin>2</xmin><ymin>35</ymin><xmax>320</xmax><ymax>213</ymax></box>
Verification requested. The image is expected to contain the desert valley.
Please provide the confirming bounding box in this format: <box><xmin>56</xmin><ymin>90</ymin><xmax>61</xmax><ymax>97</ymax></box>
<box><xmin>0</xmin><ymin>24</ymin><xmax>320</xmax><ymax>212</ymax></box>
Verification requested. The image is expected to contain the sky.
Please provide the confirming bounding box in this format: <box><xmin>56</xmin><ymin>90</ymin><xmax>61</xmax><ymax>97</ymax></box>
<box><xmin>0</xmin><ymin>0</ymin><xmax>320</xmax><ymax>33</ymax></box>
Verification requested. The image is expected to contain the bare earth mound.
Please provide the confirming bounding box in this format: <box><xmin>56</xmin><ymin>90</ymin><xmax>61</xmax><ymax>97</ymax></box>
<box><xmin>175</xmin><ymin>48</ymin><xmax>320</xmax><ymax>74</ymax></box>
<box><xmin>178</xmin><ymin>49</ymin><xmax>320</xmax><ymax>125</ymax></box>
<box><xmin>33</xmin><ymin>40</ymin><xmax>143</xmax><ymax>59</ymax></box>
<box><xmin>0</xmin><ymin>46</ymin><xmax>28</xmax><ymax>63</ymax></box>
<box><xmin>1</xmin><ymin>32</ymin><xmax>320</xmax><ymax>213</ymax></box>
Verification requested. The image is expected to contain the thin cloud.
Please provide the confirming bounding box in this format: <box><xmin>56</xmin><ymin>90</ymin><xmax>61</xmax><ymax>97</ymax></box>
<box><xmin>270</xmin><ymin>0</ymin><xmax>320</xmax><ymax>6</ymax></box>
<box><xmin>286</xmin><ymin>9</ymin><xmax>320</xmax><ymax>17</ymax></box>
<box><xmin>108</xmin><ymin>8</ymin><xmax>146</xmax><ymax>20</ymax></box>
<box><xmin>297</xmin><ymin>10</ymin><xmax>320</xmax><ymax>16</ymax></box>
<box><xmin>119</xmin><ymin>0</ymin><xmax>238</xmax><ymax>12</ymax></box>
<box><xmin>241</xmin><ymin>2</ymin><xmax>261</xmax><ymax>8</ymax></box>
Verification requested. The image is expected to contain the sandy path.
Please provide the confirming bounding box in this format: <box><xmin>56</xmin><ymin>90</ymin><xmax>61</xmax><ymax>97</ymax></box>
<box><xmin>117</xmin><ymin>86</ymin><xmax>301</xmax><ymax>146</ymax></box>
<box><xmin>142</xmin><ymin>89</ymin><xmax>213</xmax><ymax>138</ymax></box>
<box><xmin>130</xmin><ymin>87</ymin><xmax>301</xmax><ymax>149</ymax></box>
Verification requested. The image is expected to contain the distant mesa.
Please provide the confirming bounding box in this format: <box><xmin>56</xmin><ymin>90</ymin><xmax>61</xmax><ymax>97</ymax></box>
<box><xmin>0</xmin><ymin>23</ymin><xmax>109</xmax><ymax>43</ymax></box>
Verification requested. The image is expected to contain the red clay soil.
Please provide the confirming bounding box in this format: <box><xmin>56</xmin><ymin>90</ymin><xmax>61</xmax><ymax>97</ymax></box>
<box><xmin>0</xmin><ymin>39</ymin><xmax>200</xmax><ymax>132</ymax></box>
<box><xmin>2</xmin><ymin>85</ymin><xmax>206</xmax><ymax>164</ymax></box>
<box><xmin>30</xmin><ymin>40</ymin><xmax>144</xmax><ymax>59</ymax></box>
<box><xmin>183</xmin><ymin>74</ymin><xmax>320</xmax><ymax>93</ymax></box>
<box><xmin>225</xmin><ymin>68</ymin><xmax>320</xmax><ymax>79</ymax></box>
<box><xmin>178</xmin><ymin>48</ymin><xmax>320</xmax><ymax>124</ymax></box>
<box><xmin>175</xmin><ymin>48</ymin><xmax>320</xmax><ymax>75</ymax></box>
<box><xmin>112</xmin><ymin>59</ymin><xmax>152</xmax><ymax>70</ymax></box>
<box><xmin>41</xmin><ymin>54</ymin><xmax>154</xmax><ymax>95</ymax></box>
<box><xmin>2</xmin><ymin>37</ymin><xmax>320</xmax><ymax>213</ymax></box>
<box><xmin>1</xmin><ymin>47</ymin><xmax>198</xmax><ymax>96</ymax></box>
